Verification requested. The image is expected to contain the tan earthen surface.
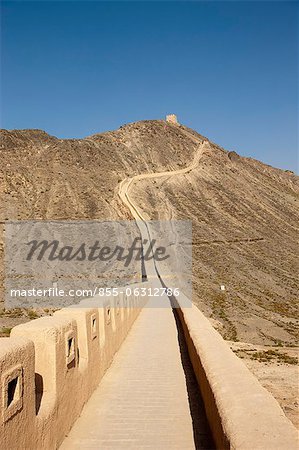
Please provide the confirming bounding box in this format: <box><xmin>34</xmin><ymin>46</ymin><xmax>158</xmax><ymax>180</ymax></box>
<box><xmin>177</xmin><ymin>297</ymin><xmax>299</xmax><ymax>450</ymax></box>
<box><xmin>60</xmin><ymin>302</ymin><xmax>214</xmax><ymax>449</ymax></box>
<box><xmin>0</xmin><ymin>287</ymin><xmax>145</xmax><ymax>450</ymax></box>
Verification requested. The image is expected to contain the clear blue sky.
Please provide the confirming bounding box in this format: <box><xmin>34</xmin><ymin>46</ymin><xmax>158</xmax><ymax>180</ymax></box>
<box><xmin>1</xmin><ymin>1</ymin><xmax>298</xmax><ymax>171</ymax></box>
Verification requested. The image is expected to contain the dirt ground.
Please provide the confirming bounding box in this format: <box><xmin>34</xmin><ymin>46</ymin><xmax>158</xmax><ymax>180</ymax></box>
<box><xmin>228</xmin><ymin>340</ymin><xmax>298</xmax><ymax>428</ymax></box>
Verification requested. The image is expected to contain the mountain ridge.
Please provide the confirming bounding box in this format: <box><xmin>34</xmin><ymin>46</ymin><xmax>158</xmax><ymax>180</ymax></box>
<box><xmin>1</xmin><ymin>121</ymin><xmax>296</xmax><ymax>176</ymax></box>
<box><xmin>1</xmin><ymin>119</ymin><xmax>298</xmax><ymax>425</ymax></box>
<box><xmin>1</xmin><ymin>120</ymin><xmax>297</xmax><ymax>344</ymax></box>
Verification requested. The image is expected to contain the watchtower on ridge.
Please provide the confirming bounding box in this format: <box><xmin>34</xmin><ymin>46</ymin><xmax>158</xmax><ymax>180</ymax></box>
<box><xmin>166</xmin><ymin>114</ymin><xmax>179</xmax><ymax>125</ymax></box>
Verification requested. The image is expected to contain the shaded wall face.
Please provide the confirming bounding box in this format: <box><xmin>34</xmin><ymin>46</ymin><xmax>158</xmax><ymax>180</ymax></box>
<box><xmin>176</xmin><ymin>296</ymin><xmax>299</xmax><ymax>450</ymax></box>
<box><xmin>0</xmin><ymin>337</ymin><xmax>36</xmax><ymax>449</ymax></box>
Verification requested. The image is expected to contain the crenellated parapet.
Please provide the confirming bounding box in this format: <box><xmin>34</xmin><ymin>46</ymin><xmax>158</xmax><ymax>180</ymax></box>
<box><xmin>0</xmin><ymin>283</ymin><xmax>148</xmax><ymax>450</ymax></box>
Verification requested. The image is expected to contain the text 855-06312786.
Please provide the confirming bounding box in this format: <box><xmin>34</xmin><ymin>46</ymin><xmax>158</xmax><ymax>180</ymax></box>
<box><xmin>96</xmin><ymin>287</ymin><xmax>180</xmax><ymax>297</ymax></box>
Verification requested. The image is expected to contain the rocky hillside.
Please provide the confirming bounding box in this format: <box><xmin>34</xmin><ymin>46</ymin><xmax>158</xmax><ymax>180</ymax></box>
<box><xmin>130</xmin><ymin>128</ymin><xmax>299</xmax><ymax>347</ymax></box>
<box><xmin>1</xmin><ymin>120</ymin><xmax>298</xmax><ymax>426</ymax></box>
<box><xmin>0</xmin><ymin>121</ymin><xmax>200</xmax><ymax>310</ymax></box>
<box><xmin>0</xmin><ymin>120</ymin><xmax>298</xmax><ymax>346</ymax></box>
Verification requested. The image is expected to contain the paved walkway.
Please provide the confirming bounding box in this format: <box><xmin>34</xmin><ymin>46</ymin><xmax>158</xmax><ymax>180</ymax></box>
<box><xmin>60</xmin><ymin>303</ymin><xmax>214</xmax><ymax>450</ymax></box>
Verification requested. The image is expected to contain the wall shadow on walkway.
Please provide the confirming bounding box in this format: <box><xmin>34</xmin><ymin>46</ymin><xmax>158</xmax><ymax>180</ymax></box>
<box><xmin>171</xmin><ymin>306</ymin><xmax>216</xmax><ymax>450</ymax></box>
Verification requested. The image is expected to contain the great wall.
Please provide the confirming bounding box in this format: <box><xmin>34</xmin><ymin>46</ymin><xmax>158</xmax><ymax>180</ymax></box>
<box><xmin>0</xmin><ymin>118</ymin><xmax>298</xmax><ymax>449</ymax></box>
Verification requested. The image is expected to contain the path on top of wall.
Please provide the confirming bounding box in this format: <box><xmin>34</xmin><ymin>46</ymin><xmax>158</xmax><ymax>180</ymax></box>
<box><xmin>118</xmin><ymin>132</ymin><xmax>208</xmax><ymax>223</ymax></box>
<box><xmin>60</xmin><ymin>301</ymin><xmax>214</xmax><ymax>450</ymax></box>
<box><xmin>118</xmin><ymin>125</ymin><xmax>208</xmax><ymax>281</ymax></box>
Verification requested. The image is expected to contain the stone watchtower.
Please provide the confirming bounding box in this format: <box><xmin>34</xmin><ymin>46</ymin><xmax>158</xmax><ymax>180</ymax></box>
<box><xmin>166</xmin><ymin>114</ymin><xmax>179</xmax><ymax>125</ymax></box>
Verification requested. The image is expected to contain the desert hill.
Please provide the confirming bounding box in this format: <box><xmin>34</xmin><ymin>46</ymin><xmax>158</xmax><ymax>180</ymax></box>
<box><xmin>1</xmin><ymin>120</ymin><xmax>297</xmax><ymax>343</ymax></box>
<box><xmin>0</xmin><ymin>120</ymin><xmax>298</xmax><ymax>424</ymax></box>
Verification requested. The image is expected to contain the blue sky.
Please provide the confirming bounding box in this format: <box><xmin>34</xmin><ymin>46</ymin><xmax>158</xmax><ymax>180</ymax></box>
<box><xmin>1</xmin><ymin>1</ymin><xmax>298</xmax><ymax>171</ymax></box>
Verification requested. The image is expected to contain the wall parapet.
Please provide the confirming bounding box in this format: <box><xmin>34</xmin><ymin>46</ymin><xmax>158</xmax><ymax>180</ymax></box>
<box><xmin>0</xmin><ymin>283</ymin><xmax>148</xmax><ymax>450</ymax></box>
<box><xmin>1</xmin><ymin>286</ymin><xmax>298</xmax><ymax>450</ymax></box>
<box><xmin>176</xmin><ymin>295</ymin><xmax>298</xmax><ymax>450</ymax></box>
